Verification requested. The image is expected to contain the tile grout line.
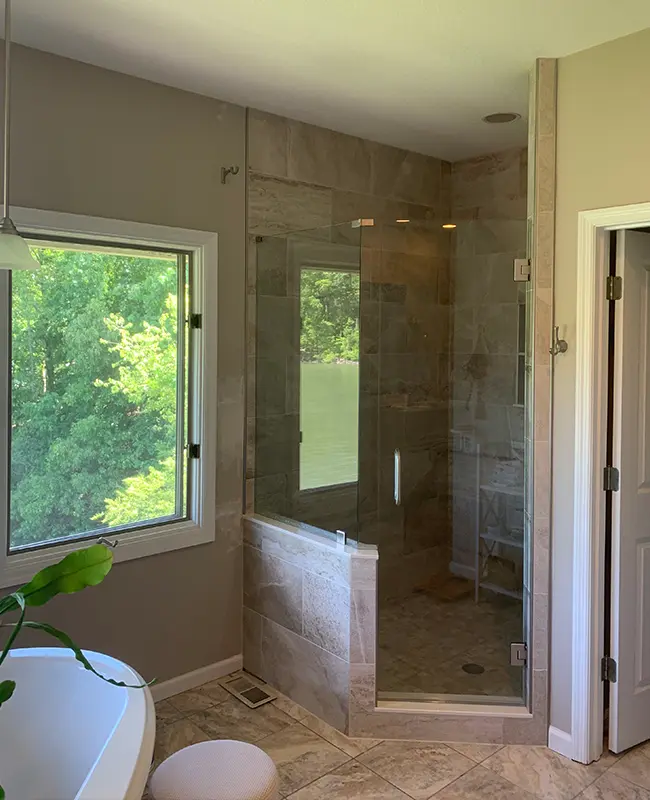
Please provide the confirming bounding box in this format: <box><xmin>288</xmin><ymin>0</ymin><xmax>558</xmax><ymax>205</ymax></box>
<box><xmin>428</xmin><ymin>762</ymin><xmax>538</xmax><ymax>799</ymax></box>
<box><xmin>280</xmin><ymin>750</ymin><xmax>356</xmax><ymax>799</ymax></box>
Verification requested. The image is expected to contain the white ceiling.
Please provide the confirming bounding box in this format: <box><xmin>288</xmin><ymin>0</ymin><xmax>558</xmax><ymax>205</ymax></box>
<box><xmin>10</xmin><ymin>0</ymin><xmax>650</xmax><ymax>160</ymax></box>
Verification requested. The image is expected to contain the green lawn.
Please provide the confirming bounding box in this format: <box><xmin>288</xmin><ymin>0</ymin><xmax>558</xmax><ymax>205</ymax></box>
<box><xmin>300</xmin><ymin>362</ymin><xmax>359</xmax><ymax>490</ymax></box>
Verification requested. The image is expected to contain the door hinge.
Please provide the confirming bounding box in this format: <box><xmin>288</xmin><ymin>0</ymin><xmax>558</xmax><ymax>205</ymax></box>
<box><xmin>514</xmin><ymin>258</ymin><xmax>531</xmax><ymax>282</ymax></box>
<box><xmin>601</xmin><ymin>656</ymin><xmax>618</xmax><ymax>683</ymax></box>
<box><xmin>510</xmin><ymin>642</ymin><xmax>528</xmax><ymax>667</ymax></box>
<box><xmin>606</xmin><ymin>275</ymin><xmax>622</xmax><ymax>301</ymax></box>
<box><xmin>189</xmin><ymin>313</ymin><xmax>202</xmax><ymax>329</ymax></box>
<box><xmin>603</xmin><ymin>466</ymin><xmax>620</xmax><ymax>492</ymax></box>
<box><xmin>188</xmin><ymin>443</ymin><xmax>201</xmax><ymax>459</ymax></box>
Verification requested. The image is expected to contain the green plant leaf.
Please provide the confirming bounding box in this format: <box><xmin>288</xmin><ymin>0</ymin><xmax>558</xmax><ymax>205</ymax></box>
<box><xmin>0</xmin><ymin>593</ymin><xmax>25</xmax><ymax>667</ymax></box>
<box><xmin>0</xmin><ymin>783</ymin><xmax>5</xmax><ymax>799</ymax></box>
<box><xmin>0</xmin><ymin>545</ymin><xmax>113</xmax><ymax>615</ymax></box>
<box><xmin>0</xmin><ymin>679</ymin><xmax>16</xmax><ymax>708</ymax></box>
<box><xmin>19</xmin><ymin>621</ymin><xmax>152</xmax><ymax>689</ymax></box>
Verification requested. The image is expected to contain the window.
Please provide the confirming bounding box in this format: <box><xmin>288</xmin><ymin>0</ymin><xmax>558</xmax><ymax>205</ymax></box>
<box><xmin>0</xmin><ymin>209</ymin><xmax>216</xmax><ymax>584</ymax></box>
<box><xmin>299</xmin><ymin>267</ymin><xmax>359</xmax><ymax>490</ymax></box>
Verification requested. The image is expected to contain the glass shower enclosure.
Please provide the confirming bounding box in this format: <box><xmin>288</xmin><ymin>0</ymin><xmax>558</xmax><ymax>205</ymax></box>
<box><xmin>251</xmin><ymin>214</ymin><xmax>529</xmax><ymax>705</ymax></box>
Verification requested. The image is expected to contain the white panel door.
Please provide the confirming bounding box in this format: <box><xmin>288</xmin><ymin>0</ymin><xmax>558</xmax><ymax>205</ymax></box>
<box><xmin>610</xmin><ymin>230</ymin><xmax>650</xmax><ymax>753</ymax></box>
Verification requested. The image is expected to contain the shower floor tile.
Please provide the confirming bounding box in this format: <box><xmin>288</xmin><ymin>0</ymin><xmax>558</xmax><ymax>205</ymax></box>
<box><xmin>377</xmin><ymin>591</ymin><xmax>522</xmax><ymax>697</ymax></box>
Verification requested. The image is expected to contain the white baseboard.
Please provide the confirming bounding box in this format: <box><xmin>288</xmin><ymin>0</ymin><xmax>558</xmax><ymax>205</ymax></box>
<box><xmin>150</xmin><ymin>654</ymin><xmax>243</xmax><ymax>702</ymax></box>
<box><xmin>548</xmin><ymin>726</ymin><xmax>574</xmax><ymax>760</ymax></box>
<box><xmin>449</xmin><ymin>561</ymin><xmax>475</xmax><ymax>581</ymax></box>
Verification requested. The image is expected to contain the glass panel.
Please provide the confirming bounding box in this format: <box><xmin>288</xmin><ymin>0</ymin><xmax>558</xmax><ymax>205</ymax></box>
<box><xmin>299</xmin><ymin>268</ymin><xmax>360</xmax><ymax>490</ymax></box>
<box><xmin>360</xmin><ymin>214</ymin><xmax>528</xmax><ymax>703</ymax></box>
<box><xmin>9</xmin><ymin>243</ymin><xmax>188</xmax><ymax>551</ymax></box>
<box><xmin>253</xmin><ymin>224</ymin><xmax>361</xmax><ymax>541</ymax></box>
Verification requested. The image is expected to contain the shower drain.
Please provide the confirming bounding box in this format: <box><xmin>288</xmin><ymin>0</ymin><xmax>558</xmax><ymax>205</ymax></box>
<box><xmin>462</xmin><ymin>662</ymin><xmax>485</xmax><ymax>675</ymax></box>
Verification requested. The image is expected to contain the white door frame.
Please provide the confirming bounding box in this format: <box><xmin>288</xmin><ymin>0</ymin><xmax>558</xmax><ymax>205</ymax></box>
<box><xmin>572</xmin><ymin>202</ymin><xmax>650</xmax><ymax>763</ymax></box>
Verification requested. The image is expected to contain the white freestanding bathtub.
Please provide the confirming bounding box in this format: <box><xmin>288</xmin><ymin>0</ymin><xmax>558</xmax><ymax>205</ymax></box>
<box><xmin>0</xmin><ymin>647</ymin><xmax>155</xmax><ymax>800</ymax></box>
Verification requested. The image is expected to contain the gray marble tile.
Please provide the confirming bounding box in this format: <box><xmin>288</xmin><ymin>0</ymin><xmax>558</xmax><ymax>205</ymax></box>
<box><xmin>371</xmin><ymin>142</ymin><xmax>443</xmax><ymax>207</ymax></box>
<box><xmin>435</xmin><ymin>765</ymin><xmax>536</xmax><ymax>800</ymax></box>
<box><xmin>272</xmin><ymin>691</ymin><xmax>311</xmax><ymax>721</ymax></box>
<box><xmin>167</xmin><ymin>686</ymin><xmax>222</xmax><ymax>715</ymax></box>
<box><xmin>244</xmin><ymin>517</ymin><xmax>350</xmax><ymax>586</ymax></box>
<box><xmin>248</xmin><ymin>173</ymin><xmax>332</xmax><ymax>237</ymax></box>
<box><xmin>154</xmin><ymin>699</ymin><xmax>183</xmax><ymax>726</ymax></box>
<box><xmin>502</xmin><ymin>670</ymin><xmax>548</xmax><ymax>745</ymax></box>
<box><xmin>188</xmin><ymin>695</ymin><xmax>293</xmax><ymax>744</ymax></box>
<box><xmin>349</xmin><ymin>663</ymin><xmax>376</xmax><ymax>714</ymax></box>
<box><xmin>359</xmin><ymin>740</ymin><xmax>474</xmax><ymax>799</ymax></box>
<box><xmin>299</xmin><ymin>710</ymin><xmax>381</xmax><ymax>757</ymax></box>
<box><xmin>244</xmin><ymin>606</ymin><xmax>263</xmax><ymax>678</ymax></box>
<box><xmin>248</xmin><ymin>109</ymin><xmax>288</xmax><ymax>177</ymax></box>
<box><xmin>580</xmin><ymin>771</ymin><xmax>650</xmax><ymax>800</ymax></box>
<box><xmin>350</xmin><ymin>554</ymin><xmax>377</xmax><ymax>590</ymax></box>
<box><xmin>198</xmin><ymin>679</ymin><xmax>231</xmax><ymax>705</ymax></box>
<box><xmin>449</xmin><ymin>742</ymin><xmax>504</xmax><ymax>763</ymax></box>
<box><xmin>483</xmin><ymin>745</ymin><xmax>607</xmax><ymax>800</ymax></box>
<box><xmin>302</xmin><ymin>570</ymin><xmax>350</xmax><ymax>659</ymax></box>
<box><xmin>532</xmin><ymin>593</ymin><xmax>549</xmax><ymax>671</ymax></box>
<box><xmin>288</xmin><ymin>120</ymin><xmax>372</xmax><ymax>194</ymax></box>
<box><xmin>244</xmin><ymin>544</ymin><xmax>303</xmax><ymax>634</ymax></box>
<box><xmin>153</xmin><ymin>718</ymin><xmax>208</xmax><ymax>767</ymax></box>
<box><xmin>350</xmin><ymin>588</ymin><xmax>376</xmax><ymax>665</ymax></box>
<box><xmin>610</xmin><ymin>749</ymin><xmax>650</xmax><ymax>790</ymax></box>
<box><xmin>258</xmin><ymin>722</ymin><xmax>351</xmax><ymax>796</ymax></box>
<box><xmin>261</xmin><ymin>616</ymin><xmax>349</xmax><ymax>731</ymax></box>
<box><xmin>287</xmin><ymin>760</ymin><xmax>411</xmax><ymax>799</ymax></box>
<box><xmin>350</xmin><ymin>706</ymin><xmax>505</xmax><ymax>743</ymax></box>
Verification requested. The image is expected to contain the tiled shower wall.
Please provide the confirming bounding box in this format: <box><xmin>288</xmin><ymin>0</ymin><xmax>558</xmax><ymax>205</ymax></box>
<box><xmin>246</xmin><ymin>109</ymin><xmax>452</xmax><ymax>559</ymax></box>
<box><xmin>449</xmin><ymin>148</ymin><xmax>528</xmax><ymax>578</ymax></box>
<box><xmin>245</xmin><ymin>56</ymin><xmax>555</xmax><ymax>743</ymax></box>
<box><xmin>243</xmin><ymin>515</ymin><xmax>377</xmax><ymax>734</ymax></box>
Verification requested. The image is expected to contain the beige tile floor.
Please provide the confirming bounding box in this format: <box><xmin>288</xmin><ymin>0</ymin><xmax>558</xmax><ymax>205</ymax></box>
<box><xmin>378</xmin><ymin>590</ymin><xmax>523</xmax><ymax>697</ymax></box>
<box><xmin>148</xmin><ymin>673</ymin><xmax>650</xmax><ymax>799</ymax></box>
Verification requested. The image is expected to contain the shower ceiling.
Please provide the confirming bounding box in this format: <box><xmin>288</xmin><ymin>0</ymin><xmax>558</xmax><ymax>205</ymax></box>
<box><xmin>10</xmin><ymin>0</ymin><xmax>650</xmax><ymax>160</ymax></box>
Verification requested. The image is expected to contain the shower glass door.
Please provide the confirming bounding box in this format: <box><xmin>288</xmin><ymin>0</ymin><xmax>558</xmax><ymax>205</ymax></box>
<box><xmin>253</xmin><ymin>224</ymin><xmax>362</xmax><ymax>541</ymax></box>
<box><xmin>359</xmin><ymin>215</ymin><xmax>528</xmax><ymax>703</ymax></box>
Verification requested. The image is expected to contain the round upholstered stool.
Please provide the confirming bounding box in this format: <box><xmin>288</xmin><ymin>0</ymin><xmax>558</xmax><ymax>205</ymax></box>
<box><xmin>150</xmin><ymin>740</ymin><xmax>279</xmax><ymax>800</ymax></box>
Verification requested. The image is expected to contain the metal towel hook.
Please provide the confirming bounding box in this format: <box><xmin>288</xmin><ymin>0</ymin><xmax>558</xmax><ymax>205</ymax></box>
<box><xmin>220</xmin><ymin>165</ymin><xmax>240</xmax><ymax>184</ymax></box>
<box><xmin>549</xmin><ymin>326</ymin><xmax>568</xmax><ymax>356</ymax></box>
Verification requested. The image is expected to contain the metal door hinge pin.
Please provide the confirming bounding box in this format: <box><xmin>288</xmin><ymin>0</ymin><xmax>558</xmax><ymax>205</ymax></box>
<box><xmin>606</xmin><ymin>275</ymin><xmax>623</xmax><ymax>301</ymax></box>
<box><xmin>603</xmin><ymin>466</ymin><xmax>620</xmax><ymax>492</ymax></box>
<box><xmin>601</xmin><ymin>656</ymin><xmax>617</xmax><ymax>683</ymax></box>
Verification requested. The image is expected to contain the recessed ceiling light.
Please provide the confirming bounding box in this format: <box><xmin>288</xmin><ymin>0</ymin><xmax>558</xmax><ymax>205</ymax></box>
<box><xmin>482</xmin><ymin>112</ymin><xmax>521</xmax><ymax>124</ymax></box>
<box><xmin>395</xmin><ymin>219</ymin><xmax>410</xmax><ymax>224</ymax></box>
<box><xmin>442</xmin><ymin>223</ymin><xmax>457</xmax><ymax>229</ymax></box>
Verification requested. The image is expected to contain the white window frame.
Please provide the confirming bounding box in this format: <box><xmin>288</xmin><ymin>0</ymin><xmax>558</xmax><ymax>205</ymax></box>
<box><xmin>0</xmin><ymin>207</ymin><xmax>218</xmax><ymax>587</ymax></box>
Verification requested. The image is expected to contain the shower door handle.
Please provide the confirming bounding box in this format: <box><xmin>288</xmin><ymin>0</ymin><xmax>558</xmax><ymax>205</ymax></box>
<box><xmin>394</xmin><ymin>448</ymin><xmax>402</xmax><ymax>506</ymax></box>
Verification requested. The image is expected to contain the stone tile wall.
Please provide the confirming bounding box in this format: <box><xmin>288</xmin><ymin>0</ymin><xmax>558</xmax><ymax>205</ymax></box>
<box><xmin>448</xmin><ymin>148</ymin><xmax>528</xmax><ymax>581</ymax></box>
<box><xmin>245</xmin><ymin>58</ymin><xmax>556</xmax><ymax>743</ymax></box>
<box><xmin>247</xmin><ymin>109</ymin><xmax>452</xmax><ymax>578</ymax></box>
<box><xmin>243</xmin><ymin>515</ymin><xmax>378</xmax><ymax>733</ymax></box>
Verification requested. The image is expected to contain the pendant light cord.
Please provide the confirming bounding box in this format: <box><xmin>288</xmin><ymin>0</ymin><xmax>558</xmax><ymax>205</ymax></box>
<box><xmin>3</xmin><ymin>0</ymin><xmax>11</xmax><ymax>221</ymax></box>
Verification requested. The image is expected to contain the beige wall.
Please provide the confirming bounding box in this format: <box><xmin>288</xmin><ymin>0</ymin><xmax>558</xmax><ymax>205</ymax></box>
<box><xmin>552</xmin><ymin>28</ymin><xmax>650</xmax><ymax>734</ymax></box>
<box><xmin>6</xmin><ymin>45</ymin><xmax>247</xmax><ymax>682</ymax></box>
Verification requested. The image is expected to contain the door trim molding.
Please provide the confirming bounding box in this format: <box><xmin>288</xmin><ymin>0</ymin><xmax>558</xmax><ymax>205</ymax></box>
<box><xmin>572</xmin><ymin>202</ymin><xmax>650</xmax><ymax>763</ymax></box>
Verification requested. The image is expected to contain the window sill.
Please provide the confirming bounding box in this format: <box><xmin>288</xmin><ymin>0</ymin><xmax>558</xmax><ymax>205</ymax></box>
<box><xmin>0</xmin><ymin>519</ymin><xmax>215</xmax><ymax>589</ymax></box>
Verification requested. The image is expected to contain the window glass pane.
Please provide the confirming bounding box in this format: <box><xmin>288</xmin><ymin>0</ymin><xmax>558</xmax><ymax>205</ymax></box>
<box><xmin>299</xmin><ymin>268</ymin><xmax>359</xmax><ymax>490</ymax></box>
<box><xmin>9</xmin><ymin>244</ymin><xmax>188</xmax><ymax>551</ymax></box>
